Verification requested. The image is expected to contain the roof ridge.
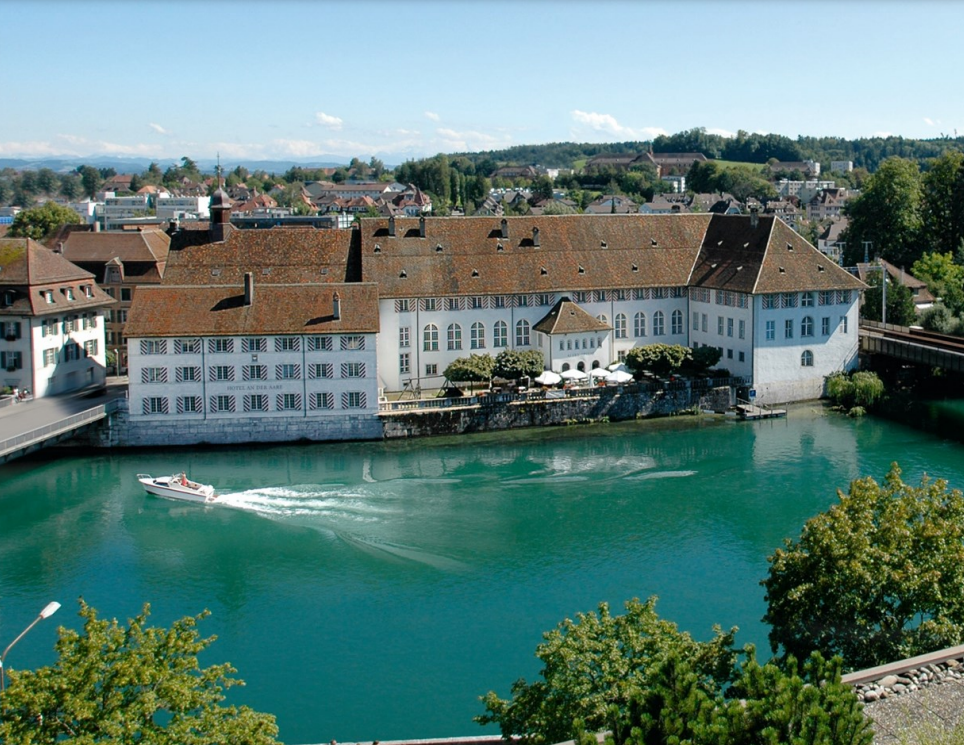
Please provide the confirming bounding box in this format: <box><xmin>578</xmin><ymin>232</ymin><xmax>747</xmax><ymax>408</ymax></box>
<box><xmin>749</xmin><ymin>217</ymin><xmax>776</xmax><ymax>295</ymax></box>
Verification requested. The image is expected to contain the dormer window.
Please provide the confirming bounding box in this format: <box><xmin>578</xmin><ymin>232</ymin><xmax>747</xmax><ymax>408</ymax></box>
<box><xmin>2</xmin><ymin>290</ymin><xmax>14</xmax><ymax>307</ymax></box>
<box><xmin>83</xmin><ymin>285</ymin><xmax>93</xmax><ymax>298</ymax></box>
<box><xmin>64</xmin><ymin>287</ymin><xmax>75</xmax><ymax>301</ymax></box>
<box><xmin>43</xmin><ymin>290</ymin><xmax>54</xmax><ymax>304</ymax></box>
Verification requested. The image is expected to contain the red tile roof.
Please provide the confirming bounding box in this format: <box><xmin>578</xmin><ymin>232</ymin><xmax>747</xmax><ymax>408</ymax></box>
<box><xmin>0</xmin><ymin>237</ymin><xmax>115</xmax><ymax>315</ymax></box>
<box><xmin>533</xmin><ymin>298</ymin><xmax>612</xmax><ymax>335</ymax></box>
<box><xmin>125</xmin><ymin>282</ymin><xmax>379</xmax><ymax>337</ymax></box>
<box><xmin>360</xmin><ymin>215</ymin><xmax>712</xmax><ymax>297</ymax></box>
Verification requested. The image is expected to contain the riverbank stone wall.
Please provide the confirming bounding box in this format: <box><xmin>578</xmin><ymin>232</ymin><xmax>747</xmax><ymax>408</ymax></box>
<box><xmin>381</xmin><ymin>386</ymin><xmax>733</xmax><ymax>439</ymax></box>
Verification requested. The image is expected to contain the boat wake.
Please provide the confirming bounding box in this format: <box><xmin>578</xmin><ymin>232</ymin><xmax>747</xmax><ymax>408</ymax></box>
<box><xmin>211</xmin><ymin>484</ymin><xmax>468</xmax><ymax>571</ymax></box>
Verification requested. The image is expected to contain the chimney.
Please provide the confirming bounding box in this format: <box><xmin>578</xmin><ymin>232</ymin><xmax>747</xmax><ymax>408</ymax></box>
<box><xmin>388</xmin><ymin>216</ymin><xmax>396</xmax><ymax>237</ymax></box>
<box><xmin>750</xmin><ymin>206</ymin><xmax>759</xmax><ymax>229</ymax></box>
<box><xmin>500</xmin><ymin>218</ymin><xmax>508</xmax><ymax>239</ymax></box>
<box><xmin>332</xmin><ymin>291</ymin><xmax>341</xmax><ymax>321</ymax></box>
<box><xmin>55</xmin><ymin>242</ymin><xmax>64</xmax><ymax>254</ymax></box>
<box><xmin>418</xmin><ymin>216</ymin><xmax>425</xmax><ymax>238</ymax></box>
<box><xmin>532</xmin><ymin>226</ymin><xmax>540</xmax><ymax>247</ymax></box>
<box><xmin>244</xmin><ymin>272</ymin><xmax>254</xmax><ymax>306</ymax></box>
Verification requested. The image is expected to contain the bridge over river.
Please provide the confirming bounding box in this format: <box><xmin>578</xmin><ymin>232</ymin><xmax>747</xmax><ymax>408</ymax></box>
<box><xmin>0</xmin><ymin>380</ymin><xmax>127</xmax><ymax>463</ymax></box>
<box><xmin>860</xmin><ymin>320</ymin><xmax>964</xmax><ymax>372</ymax></box>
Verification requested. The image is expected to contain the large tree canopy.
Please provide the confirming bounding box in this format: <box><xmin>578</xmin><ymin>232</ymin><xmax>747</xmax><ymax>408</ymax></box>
<box><xmin>0</xmin><ymin>601</ymin><xmax>280</xmax><ymax>745</ymax></box>
<box><xmin>842</xmin><ymin>157</ymin><xmax>923</xmax><ymax>267</ymax></box>
<box><xmin>477</xmin><ymin>598</ymin><xmax>870</xmax><ymax>745</ymax></box>
<box><xmin>7</xmin><ymin>201</ymin><xmax>82</xmax><ymax>241</ymax></box>
<box><xmin>763</xmin><ymin>464</ymin><xmax>964</xmax><ymax>670</ymax></box>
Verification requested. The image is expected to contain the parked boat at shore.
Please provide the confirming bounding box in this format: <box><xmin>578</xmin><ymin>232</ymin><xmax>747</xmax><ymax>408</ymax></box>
<box><xmin>137</xmin><ymin>473</ymin><xmax>217</xmax><ymax>503</ymax></box>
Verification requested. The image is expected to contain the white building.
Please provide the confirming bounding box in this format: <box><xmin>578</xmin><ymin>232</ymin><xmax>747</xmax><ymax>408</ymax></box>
<box><xmin>99</xmin><ymin>195</ymin><xmax>151</xmax><ymax>229</ymax></box>
<box><xmin>123</xmin><ymin>203</ymin><xmax>382</xmax><ymax>445</ymax></box>
<box><xmin>156</xmin><ymin>195</ymin><xmax>210</xmax><ymax>221</ymax></box>
<box><xmin>360</xmin><ymin>214</ymin><xmax>865</xmax><ymax>403</ymax></box>
<box><xmin>0</xmin><ymin>238</ymin><xmax>114</xmax><ymax>397</ymax></box>
<box><xmin>831</xmin><ymin>161</ymin><xmax>854</xmax><ymax>173</ymax></box>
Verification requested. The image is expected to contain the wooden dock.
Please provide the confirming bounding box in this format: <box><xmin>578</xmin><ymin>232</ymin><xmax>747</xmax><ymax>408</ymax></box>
<box><xmin>736</xmin><ymin>403</ymin><xmax>787</xmax><ymax>420</ymax></box>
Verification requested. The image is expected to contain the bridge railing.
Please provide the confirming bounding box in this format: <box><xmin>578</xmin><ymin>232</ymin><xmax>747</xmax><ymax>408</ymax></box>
<box><xmin>0</xmin><ymin>400</ymin><xmax>119</xmax><ymax>457</ymax></box>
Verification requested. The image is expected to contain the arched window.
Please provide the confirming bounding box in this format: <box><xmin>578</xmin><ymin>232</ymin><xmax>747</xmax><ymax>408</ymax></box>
<box><xmin>515</xmin><ymin>319</ymin><xmax>530</xmax><ymax>347</ymax></box>
<box><xmin>494</xmin><ymin>320</ymin><xmax>508</xmax><ymax>348</ymax></box>
<box><xmin>596</xmin><ymin>314</ymin><xmax>609</xmax><ymax>325</ymax></box>
<box><xmin>592</xmin><ymin>360</ymin><xmax>600</xmax><ymax>369</ymax></box>
<box><xmin>671</xmin><ymin>309</ymin><xmax>683</xmax><ymax>335</ymax></box>
<box><xmin>577</xmin><ymin>361</ymin><xmax>586</xmax><ymax>372</ymax></box>
<box><xmin>615</xmin><ymin>313</ymin><xmax>627</xmax><ymax>339</ymax></box>
<box><xmin>653</xmin><ymin>310</ymin><xmax>665</xmax><ymax>336</ymax></box>
<box><xmin>447</xmin><ymin>323</ymin><xmax>462</xmax><ymax>351</ymax></box>
<box><xmin>634</xmin><ymin>312</ymin><xmax>647</xmax><ymax>337</ymax></box>
<box><xmin>801</xmin><ymin>315</ymin><xmax>814</xmax><ymax>337</ymax></box>
<box><xmin>801</xmin><ymin>350</ymin><xmax>814</xmax><ymax>367</ymax></box>
<box><xmin>470</xmin><ymin>322</ymin><xmax>485</xmax><ymax>349</ymax></box>
<box><xmin>423</xmin><ymin>324</ymin><xmax>438</xmax><ymax>351</ymax></box>
<box><xmin>562</xmin><ymin>362</ymin><xmax>571</xmax><ymax>372</ymax></box>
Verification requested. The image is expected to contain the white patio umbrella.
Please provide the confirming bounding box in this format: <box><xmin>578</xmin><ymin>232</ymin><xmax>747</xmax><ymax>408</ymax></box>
<box><xmin>534</xmin><ymin>370</ymin><xmax>562</xmax><ymax>385</ymax></box>
<box><xmin>560</xmin><ymin>368</ymin><xmax>588</xmax><ymax>381</ymax></box>
<box><xmin>608</xmin><ymin>362</ymin><xmax>631</xmax><ymax>373</ymax></box>
<box><xmin>608</xmin><ymin>369</ymin><xmax>635</xmax><ymax>384</ymax></box>
<box><xmin>588</xmin><ymin>367</ymin><xmax>611</xmax><ymax>380</ymax></box>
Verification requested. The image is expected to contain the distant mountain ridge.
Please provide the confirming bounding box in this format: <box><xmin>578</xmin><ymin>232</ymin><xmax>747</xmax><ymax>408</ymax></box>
<box><xmin>0</xmin><ymin>156</ymin><xmax>350</xmax><ymax>174</ymax></box>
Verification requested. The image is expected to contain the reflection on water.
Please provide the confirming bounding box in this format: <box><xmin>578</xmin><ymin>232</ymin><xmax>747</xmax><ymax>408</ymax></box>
<box><xmin>3</xmin><ymin>407</ymin><xmax>964</xmax><ymax>744</ymax></box>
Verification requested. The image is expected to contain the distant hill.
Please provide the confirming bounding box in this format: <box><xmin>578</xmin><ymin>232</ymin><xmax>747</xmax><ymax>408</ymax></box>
<box><xmin>0</xmin><ymin>156</ymin><xmax>349</xmax><ymax>175</ymax></box>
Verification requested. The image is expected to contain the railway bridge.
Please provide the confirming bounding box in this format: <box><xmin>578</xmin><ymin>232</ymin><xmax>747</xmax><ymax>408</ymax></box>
<box><xmin>859</xmin><ymin>320</ymin><xmax>964</xmax><ymax>372</ymax></box>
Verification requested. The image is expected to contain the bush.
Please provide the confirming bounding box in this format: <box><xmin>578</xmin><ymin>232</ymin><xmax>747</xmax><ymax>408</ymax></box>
<box><xmin>825</xmin><ymin>370</ymin><xmax>884</xmax><ymax>410</ymax></box>
<box><xmin>625</xmin><ymin>344</ymin><xmax>690</xmax><ymax>377</ymax></box>
<box><xmin>494</xmin><ymin>349</ymin><xmax>544</xmax><ymax>380</ymax></box>
<box><xmin>478</xmin><ymin>597</ymin><xmax>871</xmax><ymax>745</ymax></box>
<box><xmin>686</xmin><ymin>345</ymin><xmax>722</xmax><ymax>374</ymax></box>
<box><xmin>763</xmin><ymin>463</ymin><xmax>964</xmax><ymax>670</ymax></box>
<box><xmin>921</xmin><ymin>304</ymin><xmax>959</xmax><ymax>334</ymax></box>
<box><xmin>443</xmin><ymin>353</ymin><xmax>495</xmax><ymax>383</ymax></box>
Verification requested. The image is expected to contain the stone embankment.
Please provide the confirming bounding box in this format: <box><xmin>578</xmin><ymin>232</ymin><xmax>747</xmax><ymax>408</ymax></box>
<box><xmin>854</xmin><ymin>658</ymin><xmax>964</xmax><ymax>702</ymax></box>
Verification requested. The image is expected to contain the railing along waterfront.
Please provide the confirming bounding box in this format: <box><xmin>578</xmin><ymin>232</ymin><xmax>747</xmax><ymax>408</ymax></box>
<box><xmin>378</xmin><ymin>376</ymin><xmax>749</xmax><ymax>413</ymax></box>
<box><xmin>0</xmin><ymin>399</ymin><xmax>120</xmax><ymax>457</ymax></box>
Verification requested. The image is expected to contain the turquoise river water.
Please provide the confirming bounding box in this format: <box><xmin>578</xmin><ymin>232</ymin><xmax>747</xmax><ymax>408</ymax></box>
<box><xmin>3</xmin><ymin>405</ymin><xmax>964</xmax><ymax>743</ymax></box>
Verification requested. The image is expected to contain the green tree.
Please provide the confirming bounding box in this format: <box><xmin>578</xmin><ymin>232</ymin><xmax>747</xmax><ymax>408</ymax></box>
<box><xmin>77</xmin><ymin>165</ymin><xmax>101</xmax><ymax>199</ymax></box>
<box><xmin>0</xmin><ymin>600</ymin><xmax>280</xmax><ymax>745</ymax></box>
<box><xmin>476</xmin><ymin>597</ymin><xmax>738</xmax><ymax>745</ymax></box>
<box><xmin>444</xmin><ymin>354</ymin><xmax>495</xmax><ymax>383</ymax></box>
<box><xmin>763</xmin><ymin>463</ymin><xmax>964</xmax><ymax>670</ymax></box>
<box><xmin>625</xmin><ymin>344</ymin><xmax>690</xmax><ymax>377</ymax></box>
<box><xmin>860</xmin><ymin>271</ymin><xmax>918</xmax><ymax>325</ymax></box>
<box><xmin>920</xmin><ymin>150</ymin><xmax>964</xmax><ymax>255</ymax></box>
<box><xmin>842</xmin><ymin>157</ymin><xmax>923</xmax><ymax>267</ymax></box>
<box><xmin>493</xmin><ymin>349</ymin><xmax>544</xmax><ymax>380</ymax></box>
<box><xmin>59</xmin><ymin>173</ymin><xmax>82</xmax><ymax>201</ymax></box>
<box><xmin>912</xmin><ymin>250</ymin><xmax>964</xmax><ymax>314</ymax></box>
<box><xmin>8</xmin><ymin>201</ymin><xmax>82</xmax><ymax>240</ymax></box>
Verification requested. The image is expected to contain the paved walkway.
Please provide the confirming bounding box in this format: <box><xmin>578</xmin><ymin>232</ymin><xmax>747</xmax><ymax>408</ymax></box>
<box><xmin>0</xmin><ymin>378</ymin><xmax>128</xmax><ymax>451</ymax></box>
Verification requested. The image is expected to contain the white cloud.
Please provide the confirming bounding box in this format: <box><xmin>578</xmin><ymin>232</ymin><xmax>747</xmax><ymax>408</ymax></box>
<box><xmin>424</xmin><ymin>111</ymin><xmax>440</xmax><ymax>122</ymax></box>
<box><xmin>315</xmin><ymin>112</ymin><xmax>343</xmax><ymax>130</ymax></box>
<box><xmin>873</xmin><ymin>131</ymin><xmax>893</xmax><ymax>138</ymax></box>
<box><xmin>570</xmin><ymin>110</ymin><xmax>666</xmax><ymax>140</ymax></box>
<box><xmin>149</xmin><ymin>123</ymin><xmax>171</xmax><ymax>136</ymax></box>
<box><xmin>705</xmin><ymin>127</ymin><xmax>736</xmax><ymax>138</ymax></box>
<box><xmin>435</xmin><ymin>127</ymin><xmax>512</xmax><ymax>151</ymax></box>
<box><xmin>0</xmin><ymin>140</ymin><xmax>67</xmax><ymax>157</ymax></box>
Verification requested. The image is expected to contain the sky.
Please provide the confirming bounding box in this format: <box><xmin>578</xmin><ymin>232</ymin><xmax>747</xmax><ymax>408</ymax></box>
<box><xmin>3</xmin><ymin>0</ymin><xmax>964</xmax><ymax>165</ymax></box>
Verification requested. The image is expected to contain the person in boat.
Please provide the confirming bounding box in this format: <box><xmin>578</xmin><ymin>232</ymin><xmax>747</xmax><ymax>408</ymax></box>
<box><xmin>179</xmin><ymin>473</ymin><xmax>189</xmax><ymax>487</ymax></box>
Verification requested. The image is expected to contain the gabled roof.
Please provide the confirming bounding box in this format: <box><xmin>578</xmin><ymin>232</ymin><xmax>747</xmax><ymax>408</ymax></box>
<box><xmin>687</xmin><ymin>216</ymin><xmax>866</xmax><ymax>295</ymax></box>
<box><xmin>534</xmin><ymin>297</ymin><xmax>612</xmax><ymax>335</ymax></box>
<box><xmin>360</xmin><ymin>215</ymin><xmax>713</xmax><ymax>298</ymax></box>
<box><xmin>60</xmin><ymin>229</ymin><xmax>171</xmax><ymax>263</ymax></box>
<box><xmin>0</xmin><ymin>237</ymin><xmax>115</xmax><ymax>315</ymax></box>
<box><xmin>125</xmin><ymin>282</ymin><xmax>380</xmax><ymax>337</ymax></box>
<box><xmin>162</xmin><ymin>227</ymin><xmax>357</xmax><ymax>285</ymax></box>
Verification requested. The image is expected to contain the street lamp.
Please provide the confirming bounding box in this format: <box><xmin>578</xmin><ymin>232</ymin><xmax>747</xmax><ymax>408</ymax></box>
<box><xmin>1</xmin><ymin>601</ymin><xmax>60</xmax><ymax>692</ymax></box>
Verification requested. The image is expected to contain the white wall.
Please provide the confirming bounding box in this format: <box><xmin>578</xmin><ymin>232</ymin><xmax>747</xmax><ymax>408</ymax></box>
<box><xmin>751</xmin><ymin>292</ymin><xmax>860</xmax><ymax>403</ymax></box>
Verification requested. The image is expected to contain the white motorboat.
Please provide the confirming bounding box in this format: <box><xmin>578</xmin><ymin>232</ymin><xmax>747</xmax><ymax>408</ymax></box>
<box><xmin>137</xmin><ymin>473</ymin><xmax>217</xmax><ymax>504</ymax></box>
